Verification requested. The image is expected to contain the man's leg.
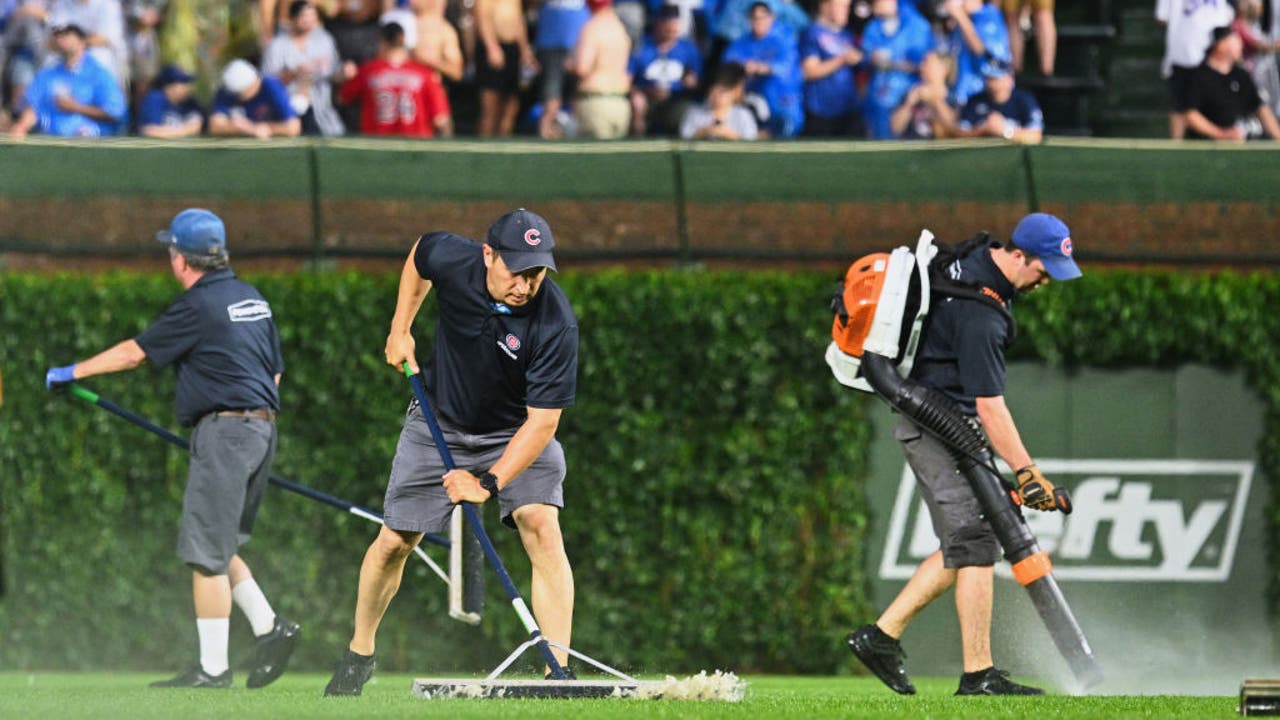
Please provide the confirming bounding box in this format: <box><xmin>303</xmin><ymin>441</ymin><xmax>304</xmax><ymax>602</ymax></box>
<box><xmin>350</xmin><ymin>525</ymin><xmax>424</xmax><ymax>655</ymax></box>
<box><xmin>498</xmin><ymin>93</ymin><xmax>521</xmax><ymax>136</ymax></box>
<box><xmin>149</xmin><ymin>566</ymin><xmax>235</xmax><ymax>688</ymax></box>
<box><xmin>955</xmin><ymin>564</ymin><xmax>995</xmax><ymax>672</ymax></box>
<box><xmin>1033</xmin><ymin>7</ymin><xmax>1057</xmax><ymax>76</ymax></box>
<box><xmin>848</xmin><ymin>550</ymin><xmax>950</xmax><ymax>694</ymax></box>
<box><xmin>192</xmin><ymin>569</ymin><xmax>232</xmax><ymax>676</ymax></box>
<box><xmin>231</xmin><ymin>554</ymin><xmax>301</xmax><ymax>689</ymax></box>
<box><xmin>876</xmin><ymin>549</ymin><xmax>956</xmax><ymax>639</ymax></box>
<box><xmin>513</xmin><ymin>504</ymin><xmax>574</xmax><ymax>671</ymax></box>
<box><xmin>324</xmin><ymin>525</ymin><xmax>423</xmax><ymax>697</ymax></box>
<box><xmin>1006</xmin><ymin>5</ymin><xmax>1027</xmax><ymax>73</ymax></box>
<box><xmin>478</xmin><ymin>88</ymin><xmax>500</xmax><ymax>136</ymax></box>
<box><xmin>229</xmin><ymin>555</ymin><xmax>275</xmax><ymax>635</ymax></box>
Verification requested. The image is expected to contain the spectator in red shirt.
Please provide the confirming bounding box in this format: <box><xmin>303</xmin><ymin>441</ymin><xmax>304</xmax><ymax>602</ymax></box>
<box><xmin>338</xmin><ymin>21</ymin><xmax>452</xmax><ymax>138</ymax></box>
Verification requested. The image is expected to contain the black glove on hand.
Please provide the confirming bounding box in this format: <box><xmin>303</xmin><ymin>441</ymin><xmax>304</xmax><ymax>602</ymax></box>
<box><xmin>1015</xmin><ymin>464</ymin><xmax>1057</xmax><ymax>511</ymax></box>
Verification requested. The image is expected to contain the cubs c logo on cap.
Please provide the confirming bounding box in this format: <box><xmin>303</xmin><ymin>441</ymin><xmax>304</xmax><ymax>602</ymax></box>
<box><xmin>1061</xmin><ymin>237</ymin><xmax>1073</xmax><ymax>257</ymax></box>
<box><xmin>524</xmin><ymin>228</ymin><xmax>542</xmax><ymax>246</ymax></box>
<box><xmin>505</xmin><ymin>333</ymin><xmax>522</xmax><ymax>351</ymax></box>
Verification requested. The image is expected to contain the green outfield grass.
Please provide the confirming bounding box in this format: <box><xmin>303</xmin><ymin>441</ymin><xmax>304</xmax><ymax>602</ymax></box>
<box><xmin>0</xmin><ymin>673</ymin><xmax>1236</xmax><ymax>719</ymax></box>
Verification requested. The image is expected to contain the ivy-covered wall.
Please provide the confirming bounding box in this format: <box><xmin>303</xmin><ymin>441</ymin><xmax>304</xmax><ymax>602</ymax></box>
<box><xmin>0</xmin><ymin>269</ymin><xmax>1276</xmax><ymax>674</ymax></box>
<box><xmin>0</xmin><ymin>270</ymin><xmax>870</xmax><ymax>674</ymax></box>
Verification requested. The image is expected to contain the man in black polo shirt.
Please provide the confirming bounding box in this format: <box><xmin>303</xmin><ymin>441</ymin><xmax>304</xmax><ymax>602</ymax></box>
<box><xmin>325</xmin><ymin>208</ymin><xmax>579</xmax><ymax>696</ymax></box>
<box><xmin>847</xmin><ymin>213</ymin><xmax>1081</xmax><ymax>696</ymax></box>
<box><xmin>44</xmin><ymin>209</ymin><xmax>298</xmax><ymax>689</ymax></box>
<box><xmin>1185</xmin><ymin>25</ymin><xmax>1280</xmax><ymax>141</ymax></box>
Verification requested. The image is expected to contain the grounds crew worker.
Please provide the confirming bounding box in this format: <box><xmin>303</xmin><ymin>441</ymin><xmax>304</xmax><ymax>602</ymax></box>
<box><xmin>44</xmin><ymin>209</ymin><xmax>299</xmax><ymax>689</ymax></box>
<box><xmin>847</xmin><ymin>213</ymin><xmax>1082</xmax><ymax>696</ymax></box>
<box><xmin>324</xmin><ymin>208</ymin><xmax>579</xmax><ymax>696</ymax></box>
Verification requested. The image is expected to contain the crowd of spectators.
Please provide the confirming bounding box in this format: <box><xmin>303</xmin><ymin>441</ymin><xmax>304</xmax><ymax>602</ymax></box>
<box><xmin>0</xmin><ymin>0</ymin><xmax>1272</xmax><ymax>141</ymax></box>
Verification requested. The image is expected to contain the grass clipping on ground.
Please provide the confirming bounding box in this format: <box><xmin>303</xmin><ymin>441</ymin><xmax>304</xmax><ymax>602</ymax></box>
<box><xmin>618</xmin><ymin>670</ymin><xmax>747</xmax><ymax>701</ymax></box>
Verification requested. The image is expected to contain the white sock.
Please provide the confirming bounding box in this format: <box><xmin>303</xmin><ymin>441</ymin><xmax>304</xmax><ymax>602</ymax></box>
<box><xmin>232</xmin><ymin>578</ymin><xmax>277</xmax><ymax>637</ymax></box>
<box><xmin>197</xmin><ymin>618</ymin><xmax>230</xmax><ymax>676</ymax></box>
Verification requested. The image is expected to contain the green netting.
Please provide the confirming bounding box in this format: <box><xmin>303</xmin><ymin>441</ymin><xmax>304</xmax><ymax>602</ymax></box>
<box><xmin>1029</xmin><ymin>140</ymin><xmax>1280</xmax><ymax>203</ymax></box>
<box><xmin>678</xmin><ymin>141</ymin><xmax>1029</xmax><ymax>202</ymax></box>
<box><xmin>0</xmin><ymin>139</ymin><xmax>313</xmax><ymax>198</ymax></box>
<box><xmin>314</xmin><ymin>140</ymin><xmax>678</xmax><ymax>200</ymax></box>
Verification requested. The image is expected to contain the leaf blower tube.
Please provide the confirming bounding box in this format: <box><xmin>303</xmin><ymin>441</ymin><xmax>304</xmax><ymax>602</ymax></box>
<box><xmin>861</xmin><ymin>352</ymin><xmax>1104</xmax><ymax>689</ymax></box>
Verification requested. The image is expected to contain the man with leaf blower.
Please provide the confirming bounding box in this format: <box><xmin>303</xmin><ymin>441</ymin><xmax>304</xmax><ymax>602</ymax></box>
<box><xmin>844</xmin><ymin>213</ymin><xmax>1083</xmax><ymax>695</ymax></box>
<box><xmin>43</xmin><ymin>208</ymin><xmax>298</xmax><ymax>689</ymax></box>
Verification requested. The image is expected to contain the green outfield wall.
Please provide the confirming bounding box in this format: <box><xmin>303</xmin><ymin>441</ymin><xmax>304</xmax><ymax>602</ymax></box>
<box><xmin>1</xmin><ymin>138</ymin><xmax>1277</xmax><ymax>268</ymax></box>
<box><xmin>1</xmin><ymin>269</ymin><xmax>1278</xmax><ymax>682</ymax></box>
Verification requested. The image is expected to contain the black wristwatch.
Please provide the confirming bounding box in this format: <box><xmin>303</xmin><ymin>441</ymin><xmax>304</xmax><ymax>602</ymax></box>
<box><xmin>478</xmin><ymin>471</ymin><xmax>500</xmax><ymax>499</ymax></box>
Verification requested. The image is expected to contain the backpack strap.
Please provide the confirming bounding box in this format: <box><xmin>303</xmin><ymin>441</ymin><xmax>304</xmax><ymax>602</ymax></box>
<box><xmin>927</xmin><ymin>232</ymin><xmax>1019</xmax><ymax>345</ymax></box>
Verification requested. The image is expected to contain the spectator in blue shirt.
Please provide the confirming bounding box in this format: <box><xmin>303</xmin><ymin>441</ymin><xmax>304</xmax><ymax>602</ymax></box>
<box><xmin>723</xmin><ymin>0</ymin><xmax>803</xmax><ymax>137</ymax></box>
<box><xmin>946</xmin><ymin>0</ymin><xmax>1011</xmax><ymax>107</ymax></box>
<box><xmin>629</xmin><ymin>4</ymin><xmax>702</xmax><ymax>135</ymax></box>
<box><xmin>954</xmin><ymin>56</ymin><xmax>1042</xmax><ymax>142</ymax></box>
<box><xmin>801</xmin><ymin>0</ymin><xmax>864</xmax><ymax>136</ymax></box>
<box><xmin>7</xmin><ymin>23</ymin><xmax>127</xmax><ymax>138</ymax></box>
<box><xmin>861</xmin><ymin>0</ymin><xmax>935</xmax><ymax>139</ymax></box>
<box><xmin>209</xmin><ymin>59</ymin><xmax>301</xmax><ymax>139</ymax></box>
<box><xmin>138</xmin><ymin>64</ymin><xmax>204</xmax><ymax>138</ymax></box>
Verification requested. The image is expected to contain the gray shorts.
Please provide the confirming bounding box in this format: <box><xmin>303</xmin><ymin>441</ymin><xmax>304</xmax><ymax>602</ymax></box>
<box><xmin>178</xmin><ymin>414</ymin><xmax>277</xmax><ymax>575</ymax></box>
<box><xmin>537</xmin><ymin>48</ymin><xmax>572</xmax><ymax>102</ymax></box>
<box><xmin>383</xmin><ymin>403</ymin><xmax>565</xmax><ymax>535</ymax></box>
<box><xmin>894</xmin><ymin>414</ymin><xmax>1000</xmax><ymax>569</ymax></box>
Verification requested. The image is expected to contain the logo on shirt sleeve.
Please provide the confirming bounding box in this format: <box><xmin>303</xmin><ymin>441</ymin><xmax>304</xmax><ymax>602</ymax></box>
<box><xmin>227</xmin><ymin>299</ymin><xmax>273</xmax><ymax>322</ymax></box>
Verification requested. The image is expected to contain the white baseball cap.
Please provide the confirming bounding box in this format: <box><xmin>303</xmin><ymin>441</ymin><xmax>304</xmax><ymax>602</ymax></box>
<box><xmin>221</xmin><ymin>59</ymin><xmax>259</xmax><ymax>95</ymax></box>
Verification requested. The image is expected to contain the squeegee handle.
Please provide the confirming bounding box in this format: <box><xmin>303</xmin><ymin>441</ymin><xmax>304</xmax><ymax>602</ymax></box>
<box><xmin>402</xmin><ymin>363</ymin><xmax>569</xmax><ymax>679</ymax></box>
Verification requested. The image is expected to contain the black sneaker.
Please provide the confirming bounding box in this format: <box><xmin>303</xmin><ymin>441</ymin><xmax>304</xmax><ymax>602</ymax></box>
<box><xmin>956</xmin><ymin>667</ymin><xmax>1045</xmax><ymax>696</ymax></box>
<box><xmin>323</xmin><ymin>649</ymin><xmax>376</xmax><ymax>697</ymax></box>
<box><xmin>150</xmin><ymin>666</ymin><xmax>232</xmax><ymax>689</ymax></box>
<box><xmin>544</xmin><ymin>667</ymin><xmax>577</xmax><ymax>680</ymax></box>
<box><xmin>246</xmin><ymin>616</ymin><xmax>301</xmax><ymax>689</ymax></box>
<box><xmin>846</xmin><ymin>624</ymin><xmax>916</xmax><ymax>695</ymax></box>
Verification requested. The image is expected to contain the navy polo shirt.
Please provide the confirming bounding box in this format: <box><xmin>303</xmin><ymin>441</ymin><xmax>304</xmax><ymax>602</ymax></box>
<box><xmin>135</xmin><ymin>268</ymin><xmax>283</xmax><ymax>426</ymax></box>
<box><xmin>414</xmin><ymin>232</ymin><xmax>578</xmax><ymax>434</ymax></box>
<box><xmin>911</xmin><ymin>244</ymin><xmax>1016</xmax><ymax>415</ymax></box>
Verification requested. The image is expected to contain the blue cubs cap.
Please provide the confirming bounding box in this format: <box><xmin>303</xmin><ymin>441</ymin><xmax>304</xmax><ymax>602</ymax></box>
<box><xmin>156</xmin><ymin>64</ymin><xmax>195</xmax><ymax>86</ymax></box>
<box><xmin>155</xmin><ymin>209</ymin><xmax>227</xmax><ymax>255</ymax></box>
<box><xmin>487</xmin><ymin>208</ymin><xmax>557</xmax><ymax>273</ymax></box>
<box><xmin>981</xmin><ymin>56</ymin><xmax>1014</xmax><ymax>79</ymax></box>
<box><xmin>1011</xmin><ymin>212</ymin><xmax>1081</xmax><ymax>281</ymax></box>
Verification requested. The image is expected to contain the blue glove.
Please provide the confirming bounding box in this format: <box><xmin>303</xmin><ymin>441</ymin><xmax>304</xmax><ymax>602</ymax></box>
<box><xmin>45</xmin><ymin>364</ymin><xmax>77</xmax><ymax>390</ymax></box>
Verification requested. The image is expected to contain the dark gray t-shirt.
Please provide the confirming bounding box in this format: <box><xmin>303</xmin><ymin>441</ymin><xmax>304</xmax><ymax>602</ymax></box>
<box><xmin>135</xmin><ymin>269</ymin><xmax>283</xmax><ymax>426</ymax></box>
<box><xmin>910</xmin><ymin>245</ymin><xmax>1016</xmax><ymax>415</ymax></box>
<box><xmin>414</xmin><ymin>232</ymin><xmax>579</xmax><ymax>433</ymax></box>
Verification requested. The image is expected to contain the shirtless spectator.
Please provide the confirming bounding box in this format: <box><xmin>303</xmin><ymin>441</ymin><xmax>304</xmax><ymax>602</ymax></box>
<box><xmin>409</xmin><ymin>0</ymin><xmax>463</xmax><ymax>82</ymax></box>
<box><xmin>475</xmin><ymin>0</ymin><xmax>534</xmax><ymax>135</ymax></box>
<box><xmin>570</xmin><ymin>0</ymin><xmax>630</xmax><ymax>138</ymax></box>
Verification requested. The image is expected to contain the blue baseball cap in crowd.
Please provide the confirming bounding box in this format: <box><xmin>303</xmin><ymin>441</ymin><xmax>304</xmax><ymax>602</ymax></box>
<box><xmin>981</xmin><ymin>57</ymin><xmax>1014</xmax><ymax>79</ymax></box>
<box><xmin>1011</xmin><ymin>212</ymin><xmax>1081</xmax><ymax>281</ymax></box>
<box><xmin>487</xmin><ymin>208</ymin><xmax>557</xmax><ymax>273</ymax></box>
<box><xmin>156</xmin><ymin>209</ymin><xmax>227</xmax><ymax>255</ymax></box>
<box><xmin>156</xmin><ymin>64</ymin><xmax>195</xmax><ymax>86</ymax></box>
